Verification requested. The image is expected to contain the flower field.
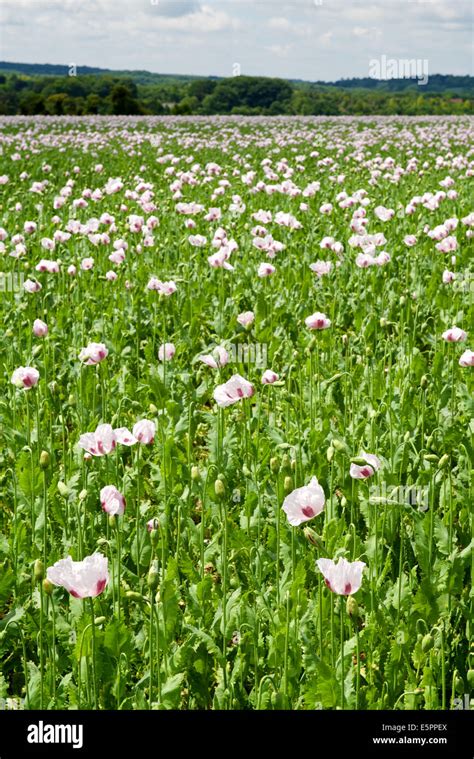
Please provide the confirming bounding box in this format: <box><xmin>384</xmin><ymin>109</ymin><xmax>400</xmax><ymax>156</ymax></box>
<box><xmin>0</xmin><ymin>115</ymin><xmax>472</xmax><ymax>711</ymax></box>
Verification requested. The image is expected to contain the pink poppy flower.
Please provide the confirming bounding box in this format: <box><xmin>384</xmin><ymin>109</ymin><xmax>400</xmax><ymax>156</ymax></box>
<box><xmin>146</xmin><ymin>278</ymin><xmax>177</xmax><ymax>295</ymax></box>
<box><xmin>33</xmin><ymin>319</ymin><xmax>48</xmax><ymax>337</ymax></box>
<box><xmin>208</xmin><ymin>250</ymin><xmax>234</xmax><ymax>270</ymax></box>
<box><xmin>459</xmin><ymin>349</ymin><xmax>474</xmax><ymax>367</ymax></box>
<box><xmin>81</xmin><ymin>257</ymin><xmax>94</xmax><ymax>270</ymax></box>
<box><xmin>23</xmin><ymin>279</ymin><xmax>42</xmax><ymax>293</ymax></box>
<box><xmin>442</xmin><ymin>270</ymin><xmax>455</xmax><ymax>284</ymax></box>
<box><xmin>316</xmin><ymin>557</ymin><xmax>366</xmax><ymax>595</ymax></box>
<box><xmin>78</xmin><ymin>424</ymin><xmax>116</xmax><ymax>457</ymax></box>
<box><xmin>310</xmin><ymin>260</ymin><xmax>332</xmax><ymax>278</ymax></box>
<box><xmin>350</xmin><ymin>452</ymin><xmax>381</xmax><ymax>479</ymax></box>
<box><xmin>237</xmin><ymin>311</ymin><xmax>255</xmax><ymax>328</ymax></box>
<box><xmin>133</xmin><ymin>419</ymin><xmax>155</xmax><ymax>444</ymax></box>
<box><xmin>442</xmin><ymin>326</ymin><xmax>467</xmax><ymax>342</ymax></box>
<box><xmin>199</xmin><ymin>346</ymin><xmax>229</xmax><ymax>369</ymax></box>
<box><xmin>147</xmin><ymin>517</ymin><xmax>159</xmax><ymax>532</ymax></box>
<box><xmin>213</xmin><ymin>374</ymin><xmax>255</xmax><ymax>407</ymax></box>
<box><xmin>158</xmin><ymin>343</ymin><xmax>175</xmax><ymax>361</ymax></box>
<box><xmin>47</xmin><ymin>554</ymin><xmax>109</xmax><ymax>598</ymax></box>
<box><xmin>11</xmin><ymin>366</ymin><xmax>40</xmax><ymax>389</ymax></box>
<box><xmin>305</xmin><ymin>312</ymin><xmax>331</xmax><ymax>330</ymax></box>
<box><xmin>257</xmin><ymin>262</ymin><xmax>275</xmax><ymax>277</ymax></box>
<box><xmin>100</xmin><ymin>485</ymin><xmax>126</xmax><ymax>516</ymax></box>
<box><xmin>282</xmin><ymin>476</ymin><xmax>325</xmax><ymax>526</ymax></box>
<box><xmin>114</xmin><ymin>427</ymin><xmax>137</xmax><ymax>446</ymax></box>
<box><xmin>79</xmin><ymin>342</ymin><xmax>108</xmax><ymax>365</ymax></box>
<box><xmin>261</xmin><ymin>369</ymin><xmax>279</xmax><ymax>384</ymax></box>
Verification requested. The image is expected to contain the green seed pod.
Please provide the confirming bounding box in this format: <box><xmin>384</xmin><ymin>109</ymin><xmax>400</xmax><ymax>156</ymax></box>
<box><xmin>57</xmin><ymin>481</ymin><xmax>69</xmax><ymax>498</ymax></box>
<box><xmin>147</xmin><ymin>561</ymin><xmax>160</xmax><ymax>591</ymax></box>
<box><xmin>454</xmin><ymin>674</ymin><xmax>464</xmax><ymax>694</ymax></box>
<box><xmin>149</xmin><ymin>403</ymin><xmax>158</xmax><ymax>414</ymax></box>
<box><xmin>125</xmin><ymin>591</ymin><xmax>145</xmax><ymax>602</ymax></box>
<box><xmin>438</xmin><ymin>454</ymin><xmax>450</xmax><ymax>469</ymax></box>
<box><xmin>420</xmin><ymin>375</ymin><xmax>428</xmax><ymax>388</ymax></box>
<box><xmin>421</xmin><ymin>633</ymin><xmax>434</xmax><ymax>653</ymax></box>
<box><xmin>341</xmin><ymin>496</ymin><xmax>348</xmax><ymax>508</ymax></box>
<box><xmin>270</xmin><ymin>457</ymin><xmax>280</xmax><ymax>474</ymax></box>
<box><xmin>214</xmin><ymin>479</ymin><xmax>225</xmax><ymax>498</ymax></box>
<box><xmin>290</xmin><ymin>459</ymin><xmax>296</xmax><ymax>472</ymax></box>
<box><xmin>108</xmin><ymin>515</ymin><xmax>116</xmax><ymax>529</ymax></box>
<box><xmin>191</xmin><ymin>465</ymin><xmax>200</xmax><ymax>481</ymax></box>
<box><xmin>39</xmin><ymin>450</ymin><xmax>50</xmax><ymax>469</ymax></box>
<box><xmin>94</xmin><ymin>616</ymin><xmax>106</xmax><ymax>626</ymax></box>
<box><xmin>68</xmin><ymin>394</ymin><xmax>76</xmax><ymax>406</ymax></box>
<box><xmin>283</xmin><ymin>476</ymin><xmax>292</xmax><ymax>494</ymax></box>
<box><xmin>466</xmin><ymin>670</ymin><xmax>474</xmax><ymax>689</ymax></box>
<box><xmin>42</xmin><ymin>579</ymin><xmax>54</xmax><ymax>595</ymax></box>
<box><xmin>150</xmin><ymin>529</ymin><xmax>159</xmax><ymax>549</ymax></box>
<box><xmin>281</xmin><ymin>454</ymin><xmax>291</xmax><ymax>472</ymax></box>
<box><xmin>346</xmin><ymin>596</ymin><xmax>359</xmax><ymax>618</ymax></box>
<box><xmin>34</xmin><ymin>559</ymin><xmax>45</xmax><ymax>582</ymax></box>
<box><xmin>326</xmin><ymin>446</ymin><xmax>335</xmax><ymax>463</ymax></box>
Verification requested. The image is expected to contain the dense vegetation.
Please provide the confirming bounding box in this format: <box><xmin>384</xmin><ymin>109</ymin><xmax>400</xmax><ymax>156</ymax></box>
<box><xmin>0</xmin><ymin>62</ymin><xmax>472</xmax><ymax>116</ymax></box>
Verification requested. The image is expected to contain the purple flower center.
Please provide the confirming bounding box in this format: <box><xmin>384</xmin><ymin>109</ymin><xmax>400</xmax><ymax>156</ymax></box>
<box><xmin>302</xmin><ymin>505</ymin><xmax>315</xmax><ymax>518</ymax></box>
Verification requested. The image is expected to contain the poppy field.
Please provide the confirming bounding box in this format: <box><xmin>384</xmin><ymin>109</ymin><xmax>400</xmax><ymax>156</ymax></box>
<box><xmin>0</xmin><ymin>115</ymin><xmax>472</xmax><ymax>711</ymax></box>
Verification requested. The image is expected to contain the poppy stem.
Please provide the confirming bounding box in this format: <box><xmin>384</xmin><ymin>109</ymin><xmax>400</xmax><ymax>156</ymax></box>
<box><xmin>88</xmin><ymin>597</ymin><xmax>98</xmax><ymax>709</ymax></box>
<box><xmin>340</xmin><ymin>600</ymin><xmax>345</xmax><ymax>709</ymax></box>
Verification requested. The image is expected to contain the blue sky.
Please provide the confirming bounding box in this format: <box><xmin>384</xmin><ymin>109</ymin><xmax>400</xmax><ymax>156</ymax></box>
<box><xmin>0</xmin><ymin>0</ymin><xmax>472</xmax><ymax>80</ymax></box>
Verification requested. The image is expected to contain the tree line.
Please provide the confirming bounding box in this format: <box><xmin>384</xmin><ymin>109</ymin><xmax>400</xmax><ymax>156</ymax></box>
<box><xmin>0</xmin><ymin>71</ymin><xmax>472</xmax><ymax>116</ymax></box>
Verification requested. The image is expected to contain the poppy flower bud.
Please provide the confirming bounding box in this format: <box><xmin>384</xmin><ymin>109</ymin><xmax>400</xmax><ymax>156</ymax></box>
<box><xmin>421</xmin><ymin>633</ymin><xmax>434</xmax><ymax>652</ymax></box>
<box><xmin>283</xmin><ymin>476</ymin><xmax>292</xmax><ymax>494</ymax></box>
<box><xmin>420</xmin><ymin>375</ymin><xmax>428</xmax><ymax>388</ymax></box>
<box><xmin>94</xmin><ymin>616</ymin><xmax>106</xmax><ymax>626</ymax></box>
<box><xmin>126</xmin><ymin>591</ymin><xmax>146</xmax><ymax>602</ymax></box>
<box><xmin>340</xmin><ymin>496</ymin><xmax>347</xmax><ymax>508</ymax></box>
<box><xmin>281</xmin><ymin>454</ymin><xmax>291</xmax><ymax>472</ymax></box>
<box><xmin>34</xmin><ymin>559</ymin><xmax>45</xmax><ymax>582</ymax></box>
<box><xmin>332</xmin><ymin>438</ymin><xmax>346</xmax><ymax>452</ymax></box>
<box><xmin>399</xmin><ymin>295</ymin><xmax>406</xmax><ymax>305</ymax></box>
<box><xmin>352</xmin><ymin>456</ymin><xmax>369</xmax><ymax>466</ymax></box>
<box><xmin>68</xmin><ymin>394</ymin><xmax>76</xmax><ymax>406</ymax></box>
<box><xmin>57</xmin><ymin>481</ymin><xmax>69</xmax><ymax>497</ymax></box>
<box><xmin>270</xmin><ymin>457</ymin><xmax>279</xmax><ymax>474</ymax></box>
<box><xmin>303</xmin><ymin>526</ymin><xmax>324</xmax><ymax>550</ymax></box>
<box><xmin>454</xmin><ymin>674</ymin><xmax>464</xmax><ymax>693</ymax></box>
<box><xmin>380</xmin><ymin>317</ymin><xmax>388</xmax><ymax>327</ymax></box>
<box><xmin>96</xmin><ymin>538</ymin><xmax>108</xmax><ymax>547</ymax></box>
<box><xmin>42</xmin><ymin>578</ymin><xmax>54</xmax><ymax>595</ymax></box>
<box><xmin>215</xmin><ymin>478</ymin><xmax>225</xmax><ymax>498</ymax></box>
<box><xmin>327</xmin><ymin>446</ymin><xmax>334</xmax><ymax>462</ymax></box>
<box><xmin>149</xmin><ymin>403</ymin><xmax>158</xmax><ymax>414</ymax></box>
<box><xmin>438</xmin><ymin>454</ymin><xmax>450</xmax><ymax>469</ymax></box>
<box><xmin>424</xmin><ymin>454</ymin><xmax>439</xmax><ymax>463</ymax></box>
<box><xmin>404</xmin><ymin>431</ymin><xmax>411</xmax><ymax>442</ymax></box>
<box><xmin>290</xmin><ymin>459</ymin><xmax>296</xmax><ymax>471</ymax></box>
<box><xmin>191</xmin><ymin>465</ymin><xmax>200</xmax><ymax>481</ymax></box>
<box><xmin>39</xmin><ymin>450</ymin><xmax>50</xmax><ymax>469</ymax></box>
<box><xmin>346</xmin><ymin>596</ymin><xmax>359</xmax><ymax>617</ymax></box>
<box><xmin>147</xmin><ymin>561</ymin><xmax>160</xmax><ymax>591</ymax></box>
<box><xmin>242</xmin><ymin>465</ymin><xmax>252</xmax><ymax>477</ymax></box>
<box><xmin>79</xmin><ymin>489</ymin><xmax>87</xmax><ymax>501</ymax></box>
<box><xmin>150</xmin><ymin>529</ymin><xmax>159</xmax><ymax>549</ymax></box>
<box><xmin>48</xmin><ymin>380</ymin><xmax>59</xmax><ymax>395</ymax></box>
<box><xmin>467</xmin><ymin>669</ymin><xmax>474</xmax><ymax>689</ymax></box>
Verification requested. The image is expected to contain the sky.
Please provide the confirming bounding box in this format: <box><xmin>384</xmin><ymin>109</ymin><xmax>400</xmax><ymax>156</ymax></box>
<box><xmin>0</xmin><ymin>0</ymin><xmax>472</xmax><ymax>81</ymax></box>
